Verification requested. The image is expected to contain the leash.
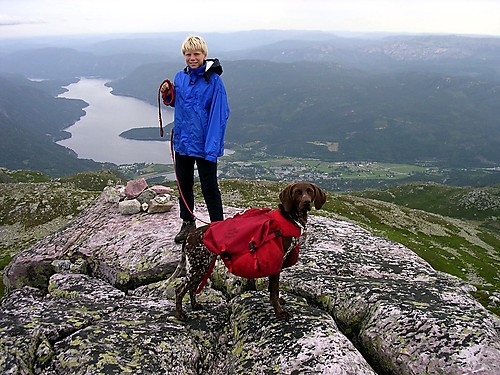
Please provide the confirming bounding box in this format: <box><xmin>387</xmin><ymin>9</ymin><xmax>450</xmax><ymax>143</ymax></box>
<box><xmin>282</xmin><ymin>226</ymin><xmax>306</xmax><ymax>267</ymax></box>
<box><xmin>277</xmin><ymin>209</ymin><xmax>307</xmax><ymax>267</ymax></box>
<box><xmin>169</xmin><ymin>127</ymin><xmax>211</xmax><ymax>226</ymax></box>
<box><xmin>157</xmin><ymin>79</ymin><xmax>174</xmax><ymax>137</ymax></box>
<box><xmin>158</xmin><ymin>78</ymin><xmax>210</xmax><ymax>225</ymax></box>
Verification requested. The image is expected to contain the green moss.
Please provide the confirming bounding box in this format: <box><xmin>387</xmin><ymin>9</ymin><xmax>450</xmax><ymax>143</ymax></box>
<box><xmin>1</xmin><ymin>169</ymin><xmax>52</xmax><ymax>183</ymax></box>
<box><xmin>36</xmin><ymin>339</ymin><xmax>54</xmax><ymax>364</ymax></box>
<box><xmin>58</xmin><ymin>169</ymin><xmax>126</xmax><ymax>191</ymax></box>
<box><xmin>69</xmin><ymin>337</ymin><xmax>83</xmax><ymax>347</ymax></box>
<box><xmin>67</xmin><ymin>317</ymin><xmax>87</xmax><ymax>328</ymax></box>
<box><xmin>315</xmin><ymin>294</ymin><xmax>334</xmax><ymax>311</ymax></box>
<box><xmin>116</xmin><ymin>320</ymin><xmax>146</xmax><ymax>326</ymax></box>
<box><xmin>115</xmin><ymin>271</ymin><xmax>131</xmax><ymax>286</ymax></box>
<box><xmin>50</xmin><ymin>288</ymin><xmax>79</xmax><ymax>299</ymax></box>
<box><xmin>97</xmin><ymin>352</ymin><xmax>119</xmax><ymax>366</ymax></box>
<box><xmin>57</xmin><ymin>356</ymin><xmax>84</xmax><ymax>369</ymax></box>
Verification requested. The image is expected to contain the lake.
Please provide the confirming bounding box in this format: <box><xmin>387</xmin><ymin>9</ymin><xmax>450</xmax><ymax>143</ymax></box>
<box><xmin>57</xmin><ymin>78</ymin><xmax>174</xmax><ymax>165</ymax></box>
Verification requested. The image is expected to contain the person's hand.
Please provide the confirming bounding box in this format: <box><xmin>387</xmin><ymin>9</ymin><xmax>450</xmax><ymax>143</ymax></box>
<box><xmin>160</xmin><ymin>81</ymin><xmax>170</xmax><ymax>93</ymax></box>
<box><xmin>160</xmin><ymin>80</ymin><xmax>175</xmax><ymax>106</ymax></box>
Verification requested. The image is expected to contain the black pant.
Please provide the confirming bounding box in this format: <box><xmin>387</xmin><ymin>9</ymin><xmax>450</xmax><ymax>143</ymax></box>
<box><xmin>175</xmin><ymin>152</ymin><xmax>223</xmax><ymax>222</ymax></box>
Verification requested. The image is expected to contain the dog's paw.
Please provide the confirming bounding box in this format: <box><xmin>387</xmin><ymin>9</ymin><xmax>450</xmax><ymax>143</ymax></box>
<box><xmin>192</xmin><ymin>303</ymin><xmax>203</xmax><ymax>311</ymax></box>
<box><xmin>243</xmin><ymin>278</ymin><xmax>257</xmax><ymax>291</ymax></box>
<box><xmin>276</xmin><ymin>310</ymin><xmax>291</xmax><ymax>321</ymax></box>
<box><xmin>176</xmin><ymin>311</ymin><xmax>188</xmax><ymax>322</ymax></box>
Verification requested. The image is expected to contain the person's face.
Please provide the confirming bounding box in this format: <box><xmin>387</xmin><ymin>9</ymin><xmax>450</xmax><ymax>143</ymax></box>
<box><xmin>184</xmin><ymin>50</ymin><xmax>206</xmax><ymax>69</ymax></box>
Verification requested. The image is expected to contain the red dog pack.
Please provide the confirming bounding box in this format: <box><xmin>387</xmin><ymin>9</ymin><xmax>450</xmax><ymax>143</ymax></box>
<box><xmin>202</xmin><ymin>208</ymin><xmax>301</xmax><ymax>279</ymax></box>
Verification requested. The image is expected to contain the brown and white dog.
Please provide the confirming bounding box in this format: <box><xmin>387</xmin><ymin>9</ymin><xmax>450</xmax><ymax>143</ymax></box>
<box><xmin>169</xmin><ymin>182</ymin><xmax>327</xmax><ymax>321</ymax></box>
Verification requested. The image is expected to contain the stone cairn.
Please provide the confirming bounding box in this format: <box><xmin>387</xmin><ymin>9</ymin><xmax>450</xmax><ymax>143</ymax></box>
<box><xmin>104</xmin><ymin>178</ymin><xmax>175</xmax><ymax>215</ymax></box>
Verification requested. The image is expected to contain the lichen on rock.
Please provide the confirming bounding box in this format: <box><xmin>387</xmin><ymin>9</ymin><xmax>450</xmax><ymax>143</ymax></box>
<box><xmin>1</xmin><ymin>189</ymin><xmax>499</xmax><ymax>374</ymax></box>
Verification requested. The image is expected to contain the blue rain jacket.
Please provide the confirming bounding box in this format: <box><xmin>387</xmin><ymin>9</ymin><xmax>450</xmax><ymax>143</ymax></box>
<box><xmin>170</xmin><ymin>59</ymin><xmax>230</xmax><ymax>162</ymax></box>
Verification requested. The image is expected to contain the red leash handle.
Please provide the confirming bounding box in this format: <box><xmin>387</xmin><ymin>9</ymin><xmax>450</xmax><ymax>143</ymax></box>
<box><xmin>157</xmin><ymin>79</ymin><xmax>174</xmax><ymax>137</ymax></box>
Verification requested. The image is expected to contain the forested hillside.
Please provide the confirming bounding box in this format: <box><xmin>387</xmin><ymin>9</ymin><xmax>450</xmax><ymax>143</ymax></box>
<box><xmin>0</xmin><ymin>74</ymin><xmax>112</xmax><ymax>176</ymax></box>
<box><xmin>0</xmin><ymin>31</ymin><xmax>499</xmax><ymax>176</ymax></box>
<box><xmin>111</xmin><ymin>59</ymin><xmax>500</xmax><ymax>167</ymax></box>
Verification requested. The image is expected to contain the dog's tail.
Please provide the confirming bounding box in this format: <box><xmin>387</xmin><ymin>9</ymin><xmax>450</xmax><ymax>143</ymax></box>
<box><xmin>164</xmin><ymin>243</ymin><xmax>187</xmax><ymax>286</ymax></box>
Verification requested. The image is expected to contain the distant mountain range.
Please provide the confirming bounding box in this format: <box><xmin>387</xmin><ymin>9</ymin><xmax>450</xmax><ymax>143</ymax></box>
<box><xmin>0</xmin><ymin>31</ymin><xmax>499</xmax><ymax>176</ymax></box>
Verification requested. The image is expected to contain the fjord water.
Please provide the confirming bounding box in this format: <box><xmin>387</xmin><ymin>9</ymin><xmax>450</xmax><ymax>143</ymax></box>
<box><xmin>57</xmin><ymin>78</ymin><xmax>173</xmax><ymax>165</ymax></box>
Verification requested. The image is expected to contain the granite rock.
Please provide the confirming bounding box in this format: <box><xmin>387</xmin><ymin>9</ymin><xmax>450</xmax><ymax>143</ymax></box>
<box><xmin>1</xmin><ymin>189</ymin><xmax>499</xmax><ymax>374</ymax></box>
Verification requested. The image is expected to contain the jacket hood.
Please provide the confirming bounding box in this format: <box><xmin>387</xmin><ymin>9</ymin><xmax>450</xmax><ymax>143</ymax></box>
<box><xmin>184</xmin><ymin>58</ymin><xmax>223</xmax><ymax>82</ymax></box>
<box><xmin>204</xmin><ymin>58</ymin><xmax>223</xmax><ymax>76</ymax></box>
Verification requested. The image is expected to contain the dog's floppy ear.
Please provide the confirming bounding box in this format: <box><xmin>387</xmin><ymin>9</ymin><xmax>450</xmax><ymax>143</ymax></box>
<box><xmin>312</xmin><ymin>184</ymin><xmax>327</xmax><ymax>209</ymax></box>
<box><xmin>279</xmin><ymin>183</ymin><xmax>295</xmax><ymax>212</ymax></box>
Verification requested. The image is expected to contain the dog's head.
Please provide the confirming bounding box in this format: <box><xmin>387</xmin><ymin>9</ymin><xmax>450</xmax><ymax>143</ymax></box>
<box><xmin>279</xmin><ymin>182</ymin><xmax>327</xmax><ymax>213</ymax></box>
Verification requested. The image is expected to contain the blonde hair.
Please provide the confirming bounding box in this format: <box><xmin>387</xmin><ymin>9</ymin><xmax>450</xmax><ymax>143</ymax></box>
<box><xmin>181</xmin><ymin>35</ymin><xmax>208</xmax><ymax>55</ymax></box>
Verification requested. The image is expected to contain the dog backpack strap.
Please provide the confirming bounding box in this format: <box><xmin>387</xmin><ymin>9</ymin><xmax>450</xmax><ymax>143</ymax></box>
<box><xmin>219</xmin><ymin>244</ymin><xmax>233</xmax><ymax>274</ymax></box>
<box><xmin>248</xmin><ymin>228</ymin><xmax>282</xmax><ymax>274</ymax></box>
<box><xmin>252</xmin><ymin>252</ymin><xmax>259</xmax><ymax>272</ymax></box>
<box><xmin>260</xmin><ymin>229</ymin><xmax>282</xmax><ymax>247</ymax></box>
<box><xmin>195</xmin><ymin>256</ymin><xmax>217</xmax><ymax>295</ymax></box>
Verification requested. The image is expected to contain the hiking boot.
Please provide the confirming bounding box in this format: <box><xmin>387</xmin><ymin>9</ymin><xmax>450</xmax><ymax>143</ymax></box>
<box><xmin>174</xmin><ymin>221</ymin><xmax>196</xmax><ymax>243</ymax></box>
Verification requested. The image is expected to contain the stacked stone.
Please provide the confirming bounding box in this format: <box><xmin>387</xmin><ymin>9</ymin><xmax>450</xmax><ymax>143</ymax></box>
<box><xmin>105</xmin><ymin>178</ymin><xmax>175</xmax><ymax>215</ymax></box>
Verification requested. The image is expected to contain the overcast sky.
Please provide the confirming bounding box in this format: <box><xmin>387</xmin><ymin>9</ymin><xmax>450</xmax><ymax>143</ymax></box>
<box><xmin>1</xmin><ymin>0</ymin><xmax>499</xmax><ymax>39</ymax></box>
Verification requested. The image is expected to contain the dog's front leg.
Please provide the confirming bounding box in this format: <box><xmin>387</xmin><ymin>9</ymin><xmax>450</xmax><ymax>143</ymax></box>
<box><xmin>175</xmin><ymin>279</ymin><xmax>204</xmax><ymax>321</ymax></box>
<box><xmin>268</xmin><ymin>273</ymin><xmax>291</xmax><ymax>321</ymax></box>
<box><xmin>175</xmin><ymin>284</ymin><xmax>189</xmax><ymax>321</ymax></box>
<box><xmin>189</xmin><ymin>288</ymin><xmax>203</xmax><ymax>311</ymax></box>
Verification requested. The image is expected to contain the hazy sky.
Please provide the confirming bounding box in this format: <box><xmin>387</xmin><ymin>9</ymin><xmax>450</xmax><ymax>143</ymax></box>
<box><xmin>1</xmin><ymin>0</ymin><xmax>499</xmax><ymax>39</ymax></box>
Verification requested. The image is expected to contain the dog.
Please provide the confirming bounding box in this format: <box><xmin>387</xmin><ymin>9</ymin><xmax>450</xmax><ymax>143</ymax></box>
<box><xmin>169</xmin><ymin>182</ymin><xmax>327</xmax><ymax>321</ymax></box>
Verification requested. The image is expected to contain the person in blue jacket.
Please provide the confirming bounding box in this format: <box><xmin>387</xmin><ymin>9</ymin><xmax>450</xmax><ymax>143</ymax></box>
<box><xmin>161</xmin><ymin>35</ymin><xmax>230</xmax><ymax>243</ymax></box>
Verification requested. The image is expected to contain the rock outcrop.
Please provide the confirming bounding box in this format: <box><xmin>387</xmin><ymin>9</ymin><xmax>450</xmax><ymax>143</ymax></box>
<box><xmin>1</xmin><ymin>187</ymin><xmax>499</xmax><ymax>374</ymax></box>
